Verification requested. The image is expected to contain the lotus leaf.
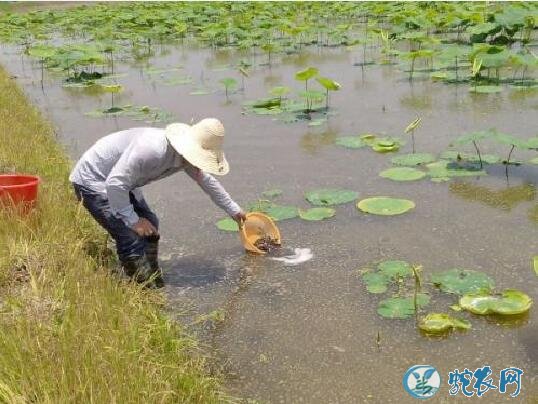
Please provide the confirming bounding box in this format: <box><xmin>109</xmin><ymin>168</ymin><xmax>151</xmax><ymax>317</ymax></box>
<box><xmin>391</xmin><ymin>153</ymin><xmax>436</xmax><ymax>166</ymax></box>
<box><xmin>305</xmin><ymin>189</ymin><xmax>358</xmax><ymax>206</ymax></box>
<box><xmin>316</xmin><ymin>77</ymin><xmax>341</xmax><ymax>91</ymax></box>
<box><xmin>529</xmin><ymin>157</ymin><xmax>538</xmax><ymax>165</ymax></box>
<box><xmin>469</xmin><ymin>85</ymin><xmax>503</xmax><ymax>94</ymax></box>
<box><xmin>295</xmin><ymin>67</ymin><xmax>319</xmax><ymax>81</ymax></box>
<box><xmin>378</xmin><ymin>260</ymin><xmax>412</xmax><ymax>279</ymax></box>
<box><xmin>427</xmin><ymin>161</ymin><xmax>486</xmax><ymax>179</ymax></box>
<box><xmin>334</xmin><ymin>136</ymin><xmax>367</xmax><ymax>149</ymax></box>
<box><xmin>377</xmin><ymin>294</ymin><xmax>430</xmax><ymax>319</ymax></box>
<box><xmin>216</xmin><ymin>217</ymin><xmax>238</xmax><ymax>232</ymax></box>
<box><xmin>534</xmin><ymin>256</ymin><xmax>538</xmax><ymax>276</ymax></box>
<box><xmin>264</xmin><ymin>205</ymin><xmax>299</xmax><ymax>221</ymax></box>
<box><xmin>357</xmin><ymin>197</ymin><xmax>415</xmax><ymax>216</ymax></box>
<box><xmin>299</xmin><ymin>207</ymin><xmax>335</xmax><ymax>221</ymax></box>
<box><xmin>440</xmin><ymin>151</ymin><xmax>501</xmax><ymax>164</ymax></box>
<box><xmin>418</xmin><ymin>313</ymin><xmax>471</xmax><ymax>334</ymax></box>
<box><xmin>246</xmin><ymin>200</ymin><xmax>274</xmax><ymax>212</ymax></box>
<box><xmin>459</xmin><ymin>289</ymin><xmax>532</xmax><ymax>315</ymax></box>
<box><xmin>362</xmin><ymin>272</ymin><xmax>389</xmax><ymax>294</ymax></box>
<box><xmin>379</xmin><ymin>167</ymin><xmax>426</xmax><ymax>181</ymax></box>
<box><xmin>431</xmin><ymin>268</ymin><xmax>495</xmax><ymax>295</ymax></box>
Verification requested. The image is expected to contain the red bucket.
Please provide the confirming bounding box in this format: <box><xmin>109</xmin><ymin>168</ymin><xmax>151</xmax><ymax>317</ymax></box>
<box><xmin>0</xmin><ymin>174</ymin><xmax>40</xmax><ymax>211</ymax></box>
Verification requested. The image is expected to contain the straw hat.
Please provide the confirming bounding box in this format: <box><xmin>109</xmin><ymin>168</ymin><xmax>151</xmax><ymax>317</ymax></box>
<box><xmin>165</xmin><ymin>118</ymin><xmax>229</xmax><ymax>176</ymax></box>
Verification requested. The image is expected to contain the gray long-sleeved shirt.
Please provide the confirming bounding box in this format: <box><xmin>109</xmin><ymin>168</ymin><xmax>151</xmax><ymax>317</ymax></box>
<box><xmin>69</xmin><ymin>127</ymin><xmax>241</xmax><ymax>227</ymax></box>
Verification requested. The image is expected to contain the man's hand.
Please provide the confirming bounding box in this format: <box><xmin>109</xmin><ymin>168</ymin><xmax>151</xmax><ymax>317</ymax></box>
<box><xmin>132</xmin><ymin>218</ymin><xmax>158</xmax><ymax>237</ymax></box>
<box><xmin>232</xmin><ymin>211</ymin><xmax>247</xmax><ymax>228</ymax></box>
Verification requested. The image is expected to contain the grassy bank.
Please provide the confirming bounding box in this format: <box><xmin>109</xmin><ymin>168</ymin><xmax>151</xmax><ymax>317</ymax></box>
<box><xmin>0</xmin><ymin>67</ymin><xmax>226</xmax><ymax>402</ymax></box>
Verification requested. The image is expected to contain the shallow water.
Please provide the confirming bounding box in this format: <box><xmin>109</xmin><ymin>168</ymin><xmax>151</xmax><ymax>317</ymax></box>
<box><xmin>2</xmin><ymin>41</ymin><xmax>538</xmax><ymax>402</ymax></box>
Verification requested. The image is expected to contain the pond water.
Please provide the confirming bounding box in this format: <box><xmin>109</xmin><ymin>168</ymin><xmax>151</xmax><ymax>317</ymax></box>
<box><xmin>2</xmin><ymin>40</ymin><xmax>537</xmax><ymax>402</ymax></box>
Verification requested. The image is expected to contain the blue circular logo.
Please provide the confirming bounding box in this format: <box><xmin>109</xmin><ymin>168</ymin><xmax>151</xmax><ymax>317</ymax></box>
<box><xmin>403</xmin><ymin>365</ymin><xmax>441</xmax><ymax>399</ymax></box>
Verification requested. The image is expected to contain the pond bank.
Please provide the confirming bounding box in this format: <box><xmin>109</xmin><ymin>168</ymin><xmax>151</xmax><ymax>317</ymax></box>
<box><xmin>0</xmin><ymin>66</ymin><xmax>227</xmax><ymax>403</ymax></box>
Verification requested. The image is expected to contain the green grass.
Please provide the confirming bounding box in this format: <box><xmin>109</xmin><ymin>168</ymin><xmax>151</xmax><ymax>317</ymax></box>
<box><xmin>0</xmin><ymin>67</ymin><xmax>227</xmax><ymax>403</ymax></box>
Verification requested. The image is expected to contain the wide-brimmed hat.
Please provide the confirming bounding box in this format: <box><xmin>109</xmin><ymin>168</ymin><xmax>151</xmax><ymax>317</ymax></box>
<box><xmin>165</xmin><ymin>118</ymin><xmax>229</xmax><ymax>176</ymax></box>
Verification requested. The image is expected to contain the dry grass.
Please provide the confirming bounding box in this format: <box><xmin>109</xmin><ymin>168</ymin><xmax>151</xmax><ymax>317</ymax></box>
<box><xmin>0</xmin><ymin>67</ymin><xmax>227</xmax><ymax>403</ymax></box>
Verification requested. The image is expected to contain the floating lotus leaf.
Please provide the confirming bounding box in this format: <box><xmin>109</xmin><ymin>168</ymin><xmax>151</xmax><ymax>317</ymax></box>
<box><xmin>378</xmin><ymin>260</ymin><xmax>412</xmax><ymax>279</ymax></box>
<box><xmin>440</xmin><ymin>151</ymin><xmax>501</xmax><ymax>164</ymax></box>
<box><xmin>299</xmin><ymin>207</ymin><xmax>335</xmax><ymax>221</ymax></box>
<box><xmin>216</xmin><ymin>217</ymin><xmax>238</xmax><ymax>232</ymax></box>
<box><xmin>525</xmin><ymin>137</ymin><xmax>538</xmax><ymax>149</ymax></box>
<box><xmin>379</xmin><ymin>167</ymin><xmax>426</xmax><ymax>181</ymax></box>
<box><xmin>377</xmin><ymin>294</ymin><xmax>430</xmax><ymax>319</ymax></box>
<box><xmin>370</xmin><ymin>137</ymin><xmax>404</xmax><ymax>153</ymax></box>
<box><xmin>528</xmin><ymin>157</ymin><xmax>538</xmax><ymax>165</ymax></box>
<box><xmin>492</xmin><ymin>132</ymin><xmax>528</xmax><ymax>148</ymax></box>
<box><xmin>419</xmin><ymin>313</ymin><xmax>471</xmax><ymax>334</ymax></box>
<box><xmin>431</xmin><ymin>268</ymin><xmax>495</xmax><ymax>295</ymax></box>
<box><xmin>469</xmin><ymin>85</ymin><xmax>503</xmax><ymax>94</ymax></box>
<box><xmin>262</xmin><ymin>189</ymin><xmax>282</xmax><ymax>199</ymax></box>
<box><xmin>264</xmin><ymin>205</ymin><xmax>299</xmax><ymax>221</ymax></box>
<box><xmin>246</xmin><ymin>200</ymin><xmax>274</xmax><ymax>212</ymax></box>
<box><xmin>362</xmin><ymin>272</ymin><xmax>389</xmax><ymax>294</ymax></box>
<box><xmin>391</xmin><ymin>153</ymin><xmax>436</xmax><ymax>166</ymax></box>
<box><xmin>427</xmin><ymin>161</ymin><xmax>486</xmax><ymax>179</ymax></box>
<box><xmin>533</xmin><ymin>256</ymin><xmax>538</xmax><ymax>276</ymax></box>
<box><xmin>305</xmin><ymin>189</ymin><xmax>358</xmax><ymax>206</ymax></box>
<box><xmin>334</xmin><ymin>136</ymin><xmax>367</xmax><ymax>149</ymax></box>
<box><xmin>357</xmin><ymin>197</ymin><xmax>415</xmax><ymax>216</ymax></box>
<box><xmin>459</xmin><ymin>289</ymin><xmax>532</xmax><ymax>315</ymax></box>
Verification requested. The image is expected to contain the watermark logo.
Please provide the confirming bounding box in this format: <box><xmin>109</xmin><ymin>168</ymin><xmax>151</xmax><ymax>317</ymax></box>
<box><xmin>448</xmin><ymin>366</ymin><xmax>523</xmax><ymax>398</ymax></box>
<box><xmin>403</xmin><ymin>365</ymin><xmax>441</xmax><ymax>399</ymax></box>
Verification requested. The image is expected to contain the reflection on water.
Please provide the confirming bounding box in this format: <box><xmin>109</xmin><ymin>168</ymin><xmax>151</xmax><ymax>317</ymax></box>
<box><xmin>299</xmin><ymin>127</ymin><xmax>339</xmax><ymax>154</ymax></box>
<box><xmin>449</xmin><ymin>181</ymin><xmax>535</xmax><ymax>211</ymax></box>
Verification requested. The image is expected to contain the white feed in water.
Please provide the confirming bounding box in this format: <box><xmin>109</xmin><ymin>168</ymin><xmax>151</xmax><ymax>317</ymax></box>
<box><xmin>270</xmin><ymin>248</ymin><xmax>313</xmax><ymax>266</ymax></box>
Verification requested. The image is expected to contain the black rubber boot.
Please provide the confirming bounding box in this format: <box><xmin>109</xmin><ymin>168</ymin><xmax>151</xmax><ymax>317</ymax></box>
<box><xmin>121</xmin><ymin>255</ymin><xmax>163</xmax><ymax>289</ymax></box>
<box><xmin>145</xmin><ymin>234</ymin><xmax>160</xmax><ymax>271</ymax></box>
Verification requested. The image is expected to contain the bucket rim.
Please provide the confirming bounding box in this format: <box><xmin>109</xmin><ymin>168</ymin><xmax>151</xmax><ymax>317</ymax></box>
<box><xmin>0</xmin><ymin>174</ymin><xmax>41</xmax><ymax>189</ymax></box>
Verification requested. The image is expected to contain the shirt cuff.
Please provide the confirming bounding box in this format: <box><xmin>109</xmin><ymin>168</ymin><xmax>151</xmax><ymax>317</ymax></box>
<box><xmin>115</xmin><ymin>205</ymin><xmax>140</xmax><ymax>228</ymax></box>
<box><xmin>226</xmin><ymin>201</ymin><xmax>242</xmax><ymax>218</ymax></box>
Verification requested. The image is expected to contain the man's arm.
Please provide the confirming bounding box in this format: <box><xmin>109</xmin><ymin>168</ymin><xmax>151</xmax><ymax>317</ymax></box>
<box><xmin>184</xmin><ymin>163</ymin><xmax>245</xmax><ymax>222</ymax></box>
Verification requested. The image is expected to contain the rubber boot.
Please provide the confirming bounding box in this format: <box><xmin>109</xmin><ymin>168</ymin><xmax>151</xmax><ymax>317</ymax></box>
<box><xmin>145</xmin><ymin>234</ymin><xmax>164</xmax><ymax>288</ymax></box>
<box><xmin>121</xmin><ymin>255</ymin><xmax>163</xmax><ymax>288</ymax></box>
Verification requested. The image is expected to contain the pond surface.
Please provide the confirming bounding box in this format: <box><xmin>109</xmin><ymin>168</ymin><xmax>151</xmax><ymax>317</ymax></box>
<box><xmin>2</xmin><ymin>41</ymin><xmax>538</xmax><ymax>402</ymax></box>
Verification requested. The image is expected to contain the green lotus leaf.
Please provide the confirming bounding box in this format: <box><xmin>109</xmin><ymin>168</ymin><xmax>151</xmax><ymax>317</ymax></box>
<box><xmin>418</xmin><ymin>313</ymin><xmax>471</xmax><ymax>334</ymax></box>
<box><xmin>427</xmin><ymin>161</ymin><xmax>486</xmax><ymax>179</ymax></box>
<box><xmin>377</xmin><ymin>294</ymin><xmax>430</xmax><ymax>319</ymax></box>
<box><xmin>316</xmin><ymin>76</ymin><xmax>341</xmax><ymax>91</ymax></box>
<box><xmin>305</xmin><ymin>189</ymin><xmax>358</xmax><ymax>206</ymax></box>
<box><xmin>373</xmin><ymin>143</ymin><xmax>399</xmax><ymax>153</ymax></box>
<box><xmin>262</xmin><ymin>189</ymin><xmax>282</xmax><ymax>199</ymax></box>
<box><xmin>440</xmin><ymin>151</ymin><xmax>501</xmax><ymax>164</ymax></box>
<box><xmin>378</xmin><ymin>260</ymin><xmax>412</xmax><ymax>279</ymax></box>
<box><xmin>453</xmin><ymin>130</ymin><xmax>495</xmax><ymax>145</ymax></box>
<box><xmin>362</xmin><ymin>272</ymin><xmax>389</xmax><ymax>294</ymax></box>
<box><xmin>101</xmin><ymin>84</ymin><xmax>123</xmax><ymax>93</ymax></box>
<box><xmin>357</xmin><ymin>197</ymin><xmax>415</xmax><ymax>216</ymax></box>
<box><xmin>379</xmin><ymin>167</ymin><xmax>426</xmax><ymax>181</ymax></box>
<box><xmin>264</xmin><ymin>205</ymin><xmax>299</xmax><ymax>221</ymax></box>
<box><xmin>334</xmin><ymin>136</ymin><xmax>367</xmax><ymax>149</ymax></box>
<box><xmin>459</xmin><ymin>289</ymin><xmax>532</xmax><ymax>315</ymax></box>
<box><xmin>431</xmin><ymin>268</ymin><xmax>495</xmax><ymax>295</ymax></box>
<box><xmin>533</xmin><ymin>256</ymin><xmax>538</xmax><ymax>276</ymax></box>
<box><xmin>469</xmin><ymin>85</ymin><xmax>503</xmax><ymax>94</ymax></box>
<box><xmin>299</xmin><ymin>207</ymin><xmax>335</xmax><ymax>221</ymax></box>
<box><xmin>246</xmin><ymin>200</ymin><xmax>274</xmax><ymax>212</ymax></box>
<box><xmin>529</xmin><ymin>157</ymin><xmax>538</xmax><ymax>165</ymax></box>
<box><xmin>216</xmin><ymin>217</ymin><xmax>238</xmax><ymax>232</ymax></box>
<box><xmin>391</xmin><ymin>153</ymin><xmax>436</xmax><ymax>166</ymax></box>
<box><xmin>525</xmin><ymin>137</ymin><xmax>538</xmax><ymax>149</ymax></box>
<box><xmin>295</xmin><ymin>67</ymin><xmax>319</xmax><ymax>81</ymax></box>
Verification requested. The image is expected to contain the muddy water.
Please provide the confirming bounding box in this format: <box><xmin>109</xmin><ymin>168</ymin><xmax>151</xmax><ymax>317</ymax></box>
<box><xmin>2</xmin><ymin>42</ymin><xmax>538</xmax><ymax>403</ymax></box>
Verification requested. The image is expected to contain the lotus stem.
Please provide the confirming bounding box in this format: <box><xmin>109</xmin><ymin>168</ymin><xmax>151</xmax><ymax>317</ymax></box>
<box><xmin>411</xmin><ymin>131</ymin><xmax>415</xmax><ymax>154</ymax></box>
<box><xmin>506</xmin><ymin>144</ymin><xmax>515</xmax><ymax>165</ymax></box>
<box><xmin>472</xmin><ymin>140</ymin><xmax>483</xmax><ymax>168</ymax></box>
